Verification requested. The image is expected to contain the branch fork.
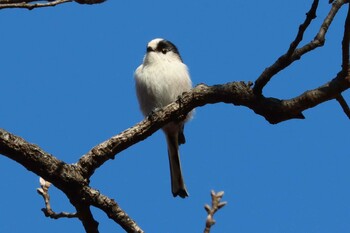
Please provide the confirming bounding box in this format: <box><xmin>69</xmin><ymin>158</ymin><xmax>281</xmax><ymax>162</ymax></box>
<box><xmin>204</xmin><ymin>190</ymin><xmax>227</xmax><ymax>233</ymax></box>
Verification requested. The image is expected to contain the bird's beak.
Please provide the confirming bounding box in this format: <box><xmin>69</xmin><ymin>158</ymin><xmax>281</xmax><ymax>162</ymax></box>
<box><xmin>147</xmin><ymin>46</ymin><xmax>154</xmax><ymax>52</ymax></box>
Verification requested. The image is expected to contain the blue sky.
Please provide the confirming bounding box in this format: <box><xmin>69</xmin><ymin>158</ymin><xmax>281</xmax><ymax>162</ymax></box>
<box><xmin>0</xmin><ymin>1</ymin><xmax>349</xmax><ymax>232</ymax></box>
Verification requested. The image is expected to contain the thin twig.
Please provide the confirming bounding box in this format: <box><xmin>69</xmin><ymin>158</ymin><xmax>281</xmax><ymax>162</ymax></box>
<box><xmin>254</xmin><ymin>0</ymin><xmax>347</xmax><ymax>95</ymax></box>
<box><xmin>0</xmin><ymin>0</ymin><xmax>72</xmax><ymax>10</ymax></box>
<box><xmin>203</xmin><ymin>190</ymin><xmax>227</xmax><ymax>233</ymax></box>
<box><xmin>287</xmin><ymin>0</ymin><xmax>319</xmax><ymax>56</ymax></box>
<box><xmin>253</xmin><ymin>0</ymin><xmax>319</xmax><ymax>95</ymax></box>
<box><xmin>341</xmin><ymin>2</ymin><xmax>350</xmax><ymax>73</ymax></box>
<box><xmin>336</xmin><ymin>2</ymin><xmax>350</xmax><ymax>119</ymax></box>
<box><xmin>336</xmin><ymin>94</ymin><xmax>350</xmax><ymax>119</ymax></box>
<box><xmin>0</xmin><ymin>0</ymin><xmax>38</xmax><ymax>3</ymax></box>
<box><xmin>37</xmin><ymin>177</ymin><xmax>78</xmax><ymax>219</ymax></box>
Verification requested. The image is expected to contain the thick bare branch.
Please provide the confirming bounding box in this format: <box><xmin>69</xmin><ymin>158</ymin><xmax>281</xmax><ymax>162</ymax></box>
<box><xmin>0</xmin><ymin>129</ymin><xmax>144</xmax><ymax>233</ymax></box>
<box><xmin>253</xmin><ymin>0</ymin><xmax>346</xmax><ymax>95</ymax></box>
<box><xmin>78</xmin><ymin>69</ymin><xmax>350</xmax><ymax>178</ymax></box>
<box><xmin>0</xmin><ymin>129</ymin><xmax>85</xmax><ymax>189</ymax></box>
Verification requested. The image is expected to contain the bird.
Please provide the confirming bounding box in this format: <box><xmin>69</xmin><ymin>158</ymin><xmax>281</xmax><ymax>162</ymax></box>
<box><xmin>134</xmin><ymin>38</ymin><xmax>193</xmax><ymax>198</ymax></box>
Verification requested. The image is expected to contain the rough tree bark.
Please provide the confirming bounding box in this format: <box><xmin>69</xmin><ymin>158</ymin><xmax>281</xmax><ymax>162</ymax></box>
<box><xmin>0</xmin><ymin>0</ymin><xmax>349</xmax><ymax>233</ymax></box>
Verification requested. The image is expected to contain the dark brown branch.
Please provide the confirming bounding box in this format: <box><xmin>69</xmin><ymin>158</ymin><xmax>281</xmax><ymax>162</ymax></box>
<box><xmin>82</xmin><ymin>187</ymin><xmax>144</xmax><ymax>233</ymax></box>
<box><xmin>0</xmin><ymin>129</ymin><xmax>85</xmax><ymax>189</ymax></box>
<box><xmin>70</xmin><ymin>198</ymin><xmax>100</xmax><ymax>233</ymax></box>
<box><xmin>342</xmin><ymin>2</ymin><xmax>350</xmax><ymax>73</ymax></box>
<box><xmin>253</xmin><ymin>0</ymin><xmax>346</xmax><ymax>95</ymax></box>
<box><xmin>336</xmin><ymin>94</ymin><xmax>350</xmax><ymax>119</ymax></box>
<box><xmin>287</xmin><ymin>0</ymin><xmax>319</xmax><ymax>56</ymax></box>
<box><xmin>335</xmin><ymin>3</ymin><xmax>350</xmax><ymax>119</ymax></box>
<box><xmin>78</xmin><ymin>70</ymin><xmax>350</xmax><ymax>178</ymax></box>
<box><xmin>0</xmin><ymin>129</ymin><xmax>144</xmax><ymax>233</ymax></box>
<box><xmin>2</xmin><ymin>71</ymin><xmax>349</xmax><ymax>232</ymax></box>
<box><xmin>37</xmin><ymin>177</ymin><xmax>78</xmax><ymax>219</ymax></box>
<box><xmin>0</xmin><ymin>129</ymin><xmax>100</xmax><ymax>232</ymax></box>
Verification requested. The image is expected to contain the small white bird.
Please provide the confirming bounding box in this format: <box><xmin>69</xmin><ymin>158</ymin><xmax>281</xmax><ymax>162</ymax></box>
<box><xmin>134</xmin><ymin>38</ymin><xmax>193</xmax><ymax>198</ymax></box>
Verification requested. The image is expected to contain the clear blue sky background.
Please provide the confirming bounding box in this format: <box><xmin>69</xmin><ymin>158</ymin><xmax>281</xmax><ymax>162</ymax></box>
<box><xmin>1</xmin><ymin>1</ymin><xmax>349</xmax><ymax>233</ymax></box>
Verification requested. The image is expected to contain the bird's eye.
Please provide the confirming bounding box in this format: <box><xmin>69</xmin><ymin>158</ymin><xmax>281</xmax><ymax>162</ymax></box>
<box><xmin>161</xmin><ymin>48</ymin><xmax>167</xmax><ymax>54</ymax></box>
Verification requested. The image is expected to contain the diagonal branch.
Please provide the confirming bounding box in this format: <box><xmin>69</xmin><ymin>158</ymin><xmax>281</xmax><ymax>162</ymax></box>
<box><xmin>0</xmin><ymin>129</ymin><xmax>86</xmax><ymax>189</ymax></box>
<box><xmin>0</xmin><ymin>0</ymin><xmax>106</xmax><ymax>10</ymax></box>
<box><xmin>77</xmin><ymin>69</ymin><xmax>350</xmax><ymax>178</ymax></box>
<box><xmin>0</xmin><ymin>0</ymin><xmax>42</xmax><ymax>3</ymax></box>
<box><xmin>0</xmin><ymin>128</ymin><xmax>144</xmax><ymax>233</ymax></box>
<box><xmin>82</xmin><ymin>187</ymin><xmax>144</xmax><ymax>233</ymax></box>
<box><xmin>0</xmin><ymin>0</ymin><xmax>72</xmax><ymax>9</ymax></box>
<box><xmin>287</xmin><ymin>0</ymin><xmax>319</xmax><ymax>56</ymax></box>
<box><xmin>253</xmin><ymin>0</ymin><xmax>346</xmax><ymax>95</ymax></box>
<box><xmin>2</xmin><ymin>69</ymin><xmax>349</xmax><ymax>232</ymax></box>
<box><xmin>336</xmin><ymin>94</ymin><xmax>350</xmax><ymax>119</ymax></box>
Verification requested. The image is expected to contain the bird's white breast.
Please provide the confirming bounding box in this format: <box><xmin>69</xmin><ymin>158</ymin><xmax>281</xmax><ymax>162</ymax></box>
<box><xmin>135</xmin><ymin>52</ymin><xmax>192</xmax><ymax>117</ymax></box>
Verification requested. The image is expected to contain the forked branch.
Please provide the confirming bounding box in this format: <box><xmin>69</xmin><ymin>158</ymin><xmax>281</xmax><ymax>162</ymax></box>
<box><xmin>204</xmin><ymin>190</ymin><xmax>227</xmax><ymax>233</ymax></box>
<box><xmin>253</xmin><ymin>0</ymin><xmax>347</xmax><ymax>95</ymax></box>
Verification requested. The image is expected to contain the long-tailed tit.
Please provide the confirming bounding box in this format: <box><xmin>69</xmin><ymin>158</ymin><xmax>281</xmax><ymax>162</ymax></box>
<box><xmin>134</xmin><ymin>38</ymin><xmax>192</xmax><ymax>198</ymax></box>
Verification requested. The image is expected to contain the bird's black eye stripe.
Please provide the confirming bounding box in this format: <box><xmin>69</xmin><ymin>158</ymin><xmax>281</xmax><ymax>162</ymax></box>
<box><xmin>156</xmin><ymin>40</ymin><xmax>180</xmax><ymax>56</ymax></box>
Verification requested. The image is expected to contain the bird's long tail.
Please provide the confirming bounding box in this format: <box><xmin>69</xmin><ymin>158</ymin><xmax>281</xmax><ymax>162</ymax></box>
<box><xmin>166</xmin><ymin>133</ymin><xmax>188</xmax><ymax>198</ymax></box>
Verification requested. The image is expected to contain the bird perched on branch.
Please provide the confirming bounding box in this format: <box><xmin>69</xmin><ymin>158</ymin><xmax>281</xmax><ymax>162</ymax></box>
<box><xmin>134</xmin><ymin>38</ymin><xmax>193</xmax><ymax>198</ymax></box>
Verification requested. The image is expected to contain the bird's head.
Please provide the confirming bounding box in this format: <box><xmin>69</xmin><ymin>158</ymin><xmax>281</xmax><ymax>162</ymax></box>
<box><xmin>144</xmin><ymin>38</ymin><xmax>183</xmax><ymax>64</ymax></box>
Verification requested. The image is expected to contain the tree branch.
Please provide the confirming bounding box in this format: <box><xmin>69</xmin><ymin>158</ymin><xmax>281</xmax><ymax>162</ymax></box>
<box><xmin>0</xmin><ymin>128</ymin><xmax>144</xmax><ymax>233</ymax></box>
<box><xmin>336</xmin><ymin>94</ymin><xmax>350</xmax><ymax>119</ymax></box>
<box><xmin>78</xmin><ymin>68</ymin><xmax>350</xmax><ymax>178</ymax></box>
<box><xmin>287</xmin><ymin>0</ymin><xmax>319</xmax><ymax>56</ymax></box>
<box><xmin>0</xmin><ymin>0</ymin><xmax>71</xmax><ymax>9</ymax></box>
<box><xmin>70</xmin><ymin>198</ymin><xmax>100</xmax><ymax>233</ymax></box>
<box><xmin>203</xmin><ymin>190</ymin><xmax>227</xmax><ymax>233</ymax></box>
<box><xmin>82</xmin><ymin>187</ymin><xmax>144</xmax><ymax>233</ymax></box>
<box><xmin>0</xmin><ymin>0</ymin><xmax>105</xmax><ymax>10</ymax></box>
<box><xmin>253</xmin><ymin>0</ymin><xmax>346</xmax><ymax>95</ymax></box>
<box><xmin>0</xmin><ymin>129</ymin><xmax>86</xmax><ymax>189</ymax></box>
<box><xmin>0</xmin><ymin>1</ymin><xmax>349</xmax><ymax>233</ymax></box>
<box><xmin>342</xmin><ymin>2</ymin><xmax>350</xmax><ymax>73</ymax></box>
<box><xmin>335</xmin><ymin>2</ymin><xmax>350</xmax><ymax>118</ymax></box>
<box><xmin>37</xmin><ymin>177</ymin><xmax>78</xmax><ymax>219</ymax></box>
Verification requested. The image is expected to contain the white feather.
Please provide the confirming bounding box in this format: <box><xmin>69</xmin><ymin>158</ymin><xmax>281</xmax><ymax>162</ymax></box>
<box><xmin>134</xmin><ymin>38</ymin><xmax>193</xmax><ymax>198</ymax></box>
